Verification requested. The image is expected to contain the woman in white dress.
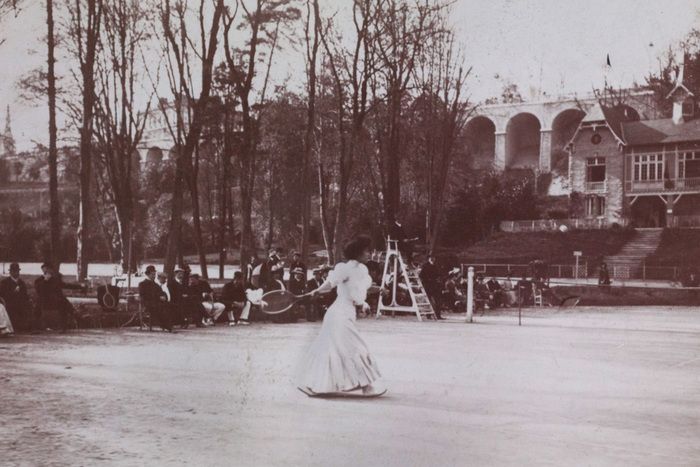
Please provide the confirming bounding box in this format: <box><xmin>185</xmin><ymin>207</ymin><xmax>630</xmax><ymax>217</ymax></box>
<box><xmin>0</xmin><ymin>299</ymin><xmax>15</xmax><ymax>336</ymax></box>
<box><xmin>297</xmin><ymin>235</ymin><xmax>384</xmax><ymax>396</ymax></box>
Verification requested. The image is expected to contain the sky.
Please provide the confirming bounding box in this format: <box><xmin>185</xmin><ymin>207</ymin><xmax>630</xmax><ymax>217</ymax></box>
<box><xmin>0</xmin><ymin>0</ymin><xmax>699</xmax><ymax>151</ymax></box>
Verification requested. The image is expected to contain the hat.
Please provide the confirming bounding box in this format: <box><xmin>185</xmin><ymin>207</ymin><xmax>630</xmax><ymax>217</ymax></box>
<box><xmin>9</xmin><ymin>262</ymin><xmax>20</xmax><ymax>271</ymax></box>
<box><xmin>292</xmin><ymin>267</ymin><xmax>304</xmax><ymax>275</ymax></box>
<box><xmin>41</xmin><ymin>262</ymin><xmax>54</xmax><ymax>271</ymax></box>
<box><xmin>292</xmin><ymin>250</ymin><xmax>300</xmax><ymax>257</ymax></box>
<box><xmin>145</xmin><ymin>265</ymin><xmax>157</xmax><ymax>274</ymax></box>
<box><xmin>449</xmin><ymin>267</ymin><xmax>460</xmax><ymax>276</ymax></box>
<box><xmin>190</xmin><ymin>273</ymin><xmax>200</xmax><ymax>279</ymax></box>
<box><xmin>174</xmin><ymin>266</ymin><xmax>185</xmax><ymax>273</ymax></box>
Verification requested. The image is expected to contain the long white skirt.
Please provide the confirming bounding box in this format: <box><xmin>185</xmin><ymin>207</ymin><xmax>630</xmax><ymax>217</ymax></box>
<box><xmin>0</xmin><ymin>304</ymin><xmax>14</xmax><ymax>335</ymax></box>
<box><xmin>296</xmin><ymin>298</ymin><xmax>381</xmax><ymax>393</ymax></box>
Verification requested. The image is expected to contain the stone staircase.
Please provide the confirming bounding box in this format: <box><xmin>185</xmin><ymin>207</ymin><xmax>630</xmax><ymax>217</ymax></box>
<box><xmin>603</xmin><ymin>228</ymin><xmax>663</xmax><ymax>278</ymax></box>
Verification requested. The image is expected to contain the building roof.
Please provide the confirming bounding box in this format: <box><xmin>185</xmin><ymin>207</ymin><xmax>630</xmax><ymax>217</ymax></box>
<box><xmin>621</xmin><ymin>118</ymin><xmax>700</xmax><ymax>146</ymax></box>
<box><xmin>581</xmin><ymin>103</ymin><xmax>636</xmax><ymax>143</ymax></box>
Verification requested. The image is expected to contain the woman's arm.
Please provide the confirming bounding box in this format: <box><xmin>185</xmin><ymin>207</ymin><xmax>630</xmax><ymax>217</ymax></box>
<box><xmin>306</xmin><ymin>279</ymin><xmax>334</xmax><ymax>297</ymax></box>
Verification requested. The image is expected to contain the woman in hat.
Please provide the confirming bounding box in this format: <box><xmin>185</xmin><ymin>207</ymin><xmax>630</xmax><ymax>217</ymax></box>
<box><xmin>296</xmin><ymin>235</ymin><xmax>385</xmax><ymax>397</ymax></box>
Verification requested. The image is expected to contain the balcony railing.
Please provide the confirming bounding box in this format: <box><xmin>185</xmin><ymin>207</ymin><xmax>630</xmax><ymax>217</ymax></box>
<box><xmin>671</xmin><ymin>215</ymin><xmax>700</xmax><ymax>228</ymax></box>
<box><xmin>500</xmin><ymin>217</ymin><xmax>626</xmax><ymax>233</ymax></box>
<box><xmin>585</xmin><ymin>180</ymin><xmax>606</xmax><ymax>193</ymax></box>
<box><xmin>626</xmin><ymin>177</ymin><xmax>700</xmax><ymax>193</ymax></box>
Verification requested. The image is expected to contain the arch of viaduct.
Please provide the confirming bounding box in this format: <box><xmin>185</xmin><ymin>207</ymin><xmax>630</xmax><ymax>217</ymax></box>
<box><xmin>133</xmin><ymin>91</ymin><xmax>658</xmax><ymax>173</ymax></box>
<box><xmin>464</xmin><ymin>91</ymin><xmax>657</xmax><ymax>172</ymax></box>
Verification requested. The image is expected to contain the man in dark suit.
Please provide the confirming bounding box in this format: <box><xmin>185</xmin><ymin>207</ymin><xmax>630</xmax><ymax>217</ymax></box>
<box><xmin>305</xmin><ymin>269</ymin><xmax>323</xmax><ymax>321</ymax></box>
<box><xmin>419</xmin><ymin>255</ymin><xmax>443</xmax><ymax>319</ymax></box>
<box><xmin>0</xmin><ymin>263</ymin><xmax>32</xmax><ymax>332</ymax></box>
<box><xmin>259</xmin><ymin>248</ymin><xmax>284</xmax><ymax>292</ymax></box>
<box><xmin>34</xmin><ymin>262</ymin><xmax>85</xmax><ymax>333</ymax></box>
<box><xmin>167</xmin><ymin>266</ymin><xmax>191</xmax><ymax>327</ymax></box>
<box><xmin>221</xmin><ymin>272</ymin><xmax>251</xmax><ymax>326</ymax></box>
<box><xmin>138</xmin><ymin>265</ymin><xmax>173</xmax><ymax>332</ymax></box>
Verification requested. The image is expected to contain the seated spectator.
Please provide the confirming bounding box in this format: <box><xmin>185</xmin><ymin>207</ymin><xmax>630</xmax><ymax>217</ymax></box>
<box><xmin>34</xmin><ymin>262</ymin><xmax>85</xmax><ymax>333</ymax></box>
<box><xmin>289</xmin><ymin>251</ymin><xmax>306</xmax><ymax>278</ymax></box>
<box><xmin>306</xmin><ymin>269</ymin><xmax>324</xmax><ymax>321</ymax></box>
<box><xmin>167</xmin><ymin>266</ymin><xmax>197</xmax><ymax>327</ymax></box>
<box><xmin>189</xmin><ymin>274</ymin><xmax>225</xmax><ymax>326</ymax></box>
<box><xmin>138</xmin><ymin>265</ymin><xmax>173</xmax><ymax>332</ymax></box>
<box><xmin>0</xmin><ymin>263</ymin><xmax>32</xmax><ymax>332</ymax></box>
<box><xmin>501</xmin><ymin>273</ymin><xmax>518</xmax><ymax>307</ymax></box>
<box><xmin>486</xmin><ymin>277</ymin><xmax>505</xmax><ymax>308</ymax></box>
<box><xmin>221</xmin><ymin>272</ymin><xmax>251</xmax><ymax>326</ymax></box>
<box><xmin>0</xmin><ymin>298</ymin><xmax>14</xmax><ymax>336</ymax></box>
<box><xmin>443</xmin><ymin>269</ymin><xmax>465</xmax><ymax>310</ymax></box>
<box><xmin>288</xmin><ymin>267</ymin><xmax>309</xmax><ymax>320</ymax></box>
<box><xmin>157</xmin><ymin>272</ymin><xmax>171</xmax><ymax>302</ymax></box>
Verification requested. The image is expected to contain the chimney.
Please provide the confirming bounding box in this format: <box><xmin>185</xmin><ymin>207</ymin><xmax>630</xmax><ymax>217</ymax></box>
<box><xmin>669</xmin><ymin>60</ymin><xmax>695</xmax><ymax>125</ymax></box>
<box><xmin>672</xmin><ymin>96</ymin><xmax>685</xmax><ymax>125</ymax></box>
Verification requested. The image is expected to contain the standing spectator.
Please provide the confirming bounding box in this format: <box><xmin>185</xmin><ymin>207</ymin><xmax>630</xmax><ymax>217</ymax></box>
<box><xmin>259</xmin><ymin>248</ymin><xmax>284</xmax><ymax>292</ymax></box>
<box><xmin>138</xmin><ymin>266</ymin><xmax>173</xmax><ymax>332</ymax></box>
<box><xmin>189</xmin><ymin>274</ymin><xmax>225</xmax><ymax>326</ymax></box>
<box><xmin>0</xmin><ymin>263</ymin><xmax>32</xmax><ymax>331</ymax></box>
<box><xmin>221</xmin><ymin>272</ymin><xmax>251</xmax><ymax>326</ymax></box>
<box><xmin>34</xmin><ymin>262</ymin><xmax>85</xmax><ymax>333</ymax></box>
<box><xmin>419</xmin><ymin>255</ymin><xmax>443</xmax><ymax>319</ymax></box>
<box><xmin>598</xmin><ymin>263</ymin><xmax>611</xmax><ymax>287</ymax></box>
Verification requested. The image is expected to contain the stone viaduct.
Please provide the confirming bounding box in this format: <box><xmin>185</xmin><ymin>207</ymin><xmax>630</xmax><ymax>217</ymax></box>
<box><xmin>464</xmin><ymin>90</ymin><xmax>658</xmax><ymax>172</ymax></box>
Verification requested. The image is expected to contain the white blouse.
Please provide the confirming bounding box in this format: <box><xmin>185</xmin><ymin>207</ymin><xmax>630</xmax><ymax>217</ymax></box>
<box><xmin>326</xmin><ymin>260</ymin><xmax>373</xmax><ymax>305</ymax></box>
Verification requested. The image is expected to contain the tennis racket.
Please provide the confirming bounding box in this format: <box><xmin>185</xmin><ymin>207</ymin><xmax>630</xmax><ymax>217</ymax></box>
<box><xmin>260</xmin><ymin>290</ymin><xmax>307</xmax><ymax>315</ymax></box>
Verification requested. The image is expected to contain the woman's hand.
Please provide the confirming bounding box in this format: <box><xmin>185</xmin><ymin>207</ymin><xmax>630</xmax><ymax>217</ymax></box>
<box><xmin>361</xmin><ymin>302</ymin><xmax>370</xmax><ymax>314</ymax></box>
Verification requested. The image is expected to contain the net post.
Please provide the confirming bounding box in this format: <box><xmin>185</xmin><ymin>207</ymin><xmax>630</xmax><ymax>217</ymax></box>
<box><xmin>466</xmin><ymin>266</ymin><xmax>474</xmax><ymax>323</ymax></box>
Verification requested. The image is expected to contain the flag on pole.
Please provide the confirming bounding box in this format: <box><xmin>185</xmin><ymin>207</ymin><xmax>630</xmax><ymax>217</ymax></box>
<box><xmin>606</xmin><ymin>54</ymin><xmax>611</xmax><ymax>68</ymax></box>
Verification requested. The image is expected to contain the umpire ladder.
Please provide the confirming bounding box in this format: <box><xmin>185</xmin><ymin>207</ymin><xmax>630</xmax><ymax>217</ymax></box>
<box><xmin>376</xmin><ymin>238</ymin><xmax>436</xmax><ymax>321</ymax></box>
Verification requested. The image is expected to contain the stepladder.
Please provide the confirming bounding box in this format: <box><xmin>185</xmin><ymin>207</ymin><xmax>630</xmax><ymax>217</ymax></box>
<box><xmin>375</xmin><ymin>238</ymin><xmax>436</xmax><ymax>321</ymax></box>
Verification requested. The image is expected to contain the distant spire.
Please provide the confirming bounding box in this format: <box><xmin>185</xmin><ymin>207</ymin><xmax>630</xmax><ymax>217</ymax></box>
<box><xmin>4</xmin><ymin>105</ymin><xmax>11</xmax><ymax>139</ymax></box>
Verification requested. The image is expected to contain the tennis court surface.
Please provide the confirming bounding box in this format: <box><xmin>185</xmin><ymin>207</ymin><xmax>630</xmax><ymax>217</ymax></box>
<box><xmin>2</xmin><ymin>307</ymin><xmax>699</xmax><ymax>466</ymax></box>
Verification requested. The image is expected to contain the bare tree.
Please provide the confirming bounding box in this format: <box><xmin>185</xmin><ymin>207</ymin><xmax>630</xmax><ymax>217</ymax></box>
<box><xmin>317</xmin><ymin>0</ymin><xmax>377</xmax><ymax>262</ymax></box>
<box><xmin>412</xmin><ymin>23</ymin><xmax>473</xmax><ymax>251</ymax></box>
<box><xmin>92</xmin><ymin>0</ymin><xmax>153</xmax><ymax>273</ymax></box>
<box><xmin>299</xmin><ymin>0</ymin><xmax>320</xmax><ymax>261</ymax></box>
<box><xmin>221</xmin><ymin>0</ymin><xmax>299</xmax><ymax>273</ymax></box>
<box><xmin>65</xmin><ymin>0</ymin><xmax>104</xmax><ymax>281</ymax></box>
<box><xmin>46</xmin><ymin>0</ymin><xmax>61</xmax><ymax>266</ymax></box>
<box><xmin>0</xmin><ymin>0</ymin><xmax>22</xmax><ymax>46</ymax></box>
<box><xmin>158</xmin><ymin>0</ymin><xmax>225</xmax><ymax>276</ymax></box>
<box><xmin>373</xmin><ymin>0</ymin><xmax>437</xmax><ymax>228</ymax></box>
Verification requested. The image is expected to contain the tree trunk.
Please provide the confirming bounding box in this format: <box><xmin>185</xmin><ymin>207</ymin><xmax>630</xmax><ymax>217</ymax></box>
<box><xmin>301</xmin><ymin>0</ymin><xmax>320</xmax><ymax>261</ymax></box>
<box><xmin>218</xmin><ymin>104</ymin><xmax>230</xmax><ymax>279</ymax></box>
<box><xmin>75</xmin><ymin>0</ymin><xmax>101</xmax><ymax>282</ymax></box>
<box><xmin>316</xmin><ymin>155</ymin><xmax>334</xmax><ymax>264</ymax></box>
<box><xmin>189</xmin><ymin>174</ymin><xmax>208</xmax><ymax>279</ymax></box>
<box><xmin>47</xmin><ymin>0</ymin><xmax>60</xmax><ymax>267</ymax></box>
<box><xmin>188</xmin><ymin>145</ymin><xmax>208</xmax><ymax>279</ymax></box>
<box><xmin>164</xmin><ymin>146</ymin><xmax>185</xmax><ymax>273</ymax></box>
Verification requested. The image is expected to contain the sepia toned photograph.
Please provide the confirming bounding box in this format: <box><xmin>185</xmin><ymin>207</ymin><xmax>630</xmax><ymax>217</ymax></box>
<box><xmin>1</xmin><ymin>0</ymin><xmax>699</xmax><ymax>465</ymax></box>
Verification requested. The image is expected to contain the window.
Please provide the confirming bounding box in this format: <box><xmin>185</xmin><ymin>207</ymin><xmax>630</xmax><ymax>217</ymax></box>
<box><xmin>633</xmin><ymin>154</ymin><xmax>664</xmax><ymax>181</ymax></box>
<box><xmin>679</xmin><ymin>151</ymin><xmax>700</xmax><ymax>179</ymax></box>
<box><xmin>682</xmin><ymin>100</ymin><xmax>695</xmax><ymax>118</ymax></box>
<box><xmin>585</xmin><ymin>195</ymin><xmax>606</xmax><ymax>217</ymax></box>
<box><xmin>586</xmin><ymin>156</ymin><xmax>606</xmax><ymax>182</ymax></box>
